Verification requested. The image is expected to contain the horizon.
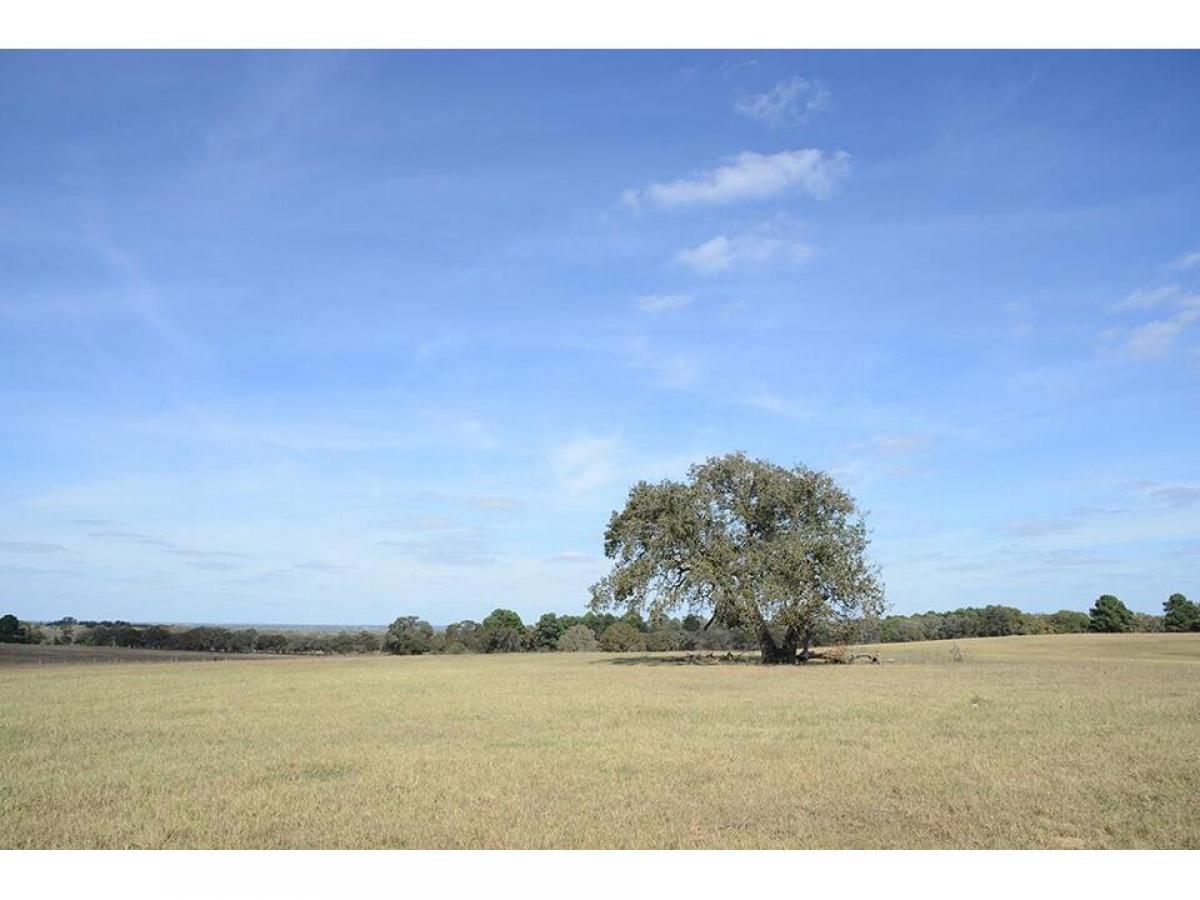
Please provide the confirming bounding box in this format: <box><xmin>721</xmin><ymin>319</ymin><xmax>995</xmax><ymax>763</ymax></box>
<box><xmin>3</xmin><ymin>51</ymin><xmax>1199</xmax><ymax>625</ymax></box>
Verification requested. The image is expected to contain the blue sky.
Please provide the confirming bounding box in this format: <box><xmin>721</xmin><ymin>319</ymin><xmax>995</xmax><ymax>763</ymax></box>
<box><xmin>2</xmin><ymin>51</ymin><xmax>1198</xmax><ymax>625</ymax></box>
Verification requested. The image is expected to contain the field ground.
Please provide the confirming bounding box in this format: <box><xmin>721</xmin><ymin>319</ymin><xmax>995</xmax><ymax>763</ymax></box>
<box><xmin>1</xmin><ymin>633</ymin><xmax>1197</xmax><ymax>848</ymax></box>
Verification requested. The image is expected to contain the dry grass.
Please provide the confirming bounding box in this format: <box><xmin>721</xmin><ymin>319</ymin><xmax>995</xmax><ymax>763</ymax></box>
<box><xmin>1</xmin><ymin>632</ymin><xmax>1197</xmax><ymax>848</ymax></box>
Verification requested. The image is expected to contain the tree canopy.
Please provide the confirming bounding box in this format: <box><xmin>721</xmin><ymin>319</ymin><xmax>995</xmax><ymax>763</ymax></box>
<box><xmin>384</xmin><ymin>616</ymin><xmax>435</xmax><ymax>655</ymax></box>
<box><xmin>589</xmin><ymin>452</ymin><xmax>885</xmax><ymax>663</ymax></box>
<box><xmin>1088</xmin><ymin>595</ymin><xmax>1135</xmax><ymax>633</ymax></box>
<box><xmin>1163</xmin><ymin>593</ymin><xmax>1199</xmax><ymax>632</ymax></box>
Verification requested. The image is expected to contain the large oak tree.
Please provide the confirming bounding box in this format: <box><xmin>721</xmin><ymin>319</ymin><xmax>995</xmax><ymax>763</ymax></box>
<box><xmin>589</xmin><ymin>453</ymin><xmax>885</xmax><ymax>664</ymax></box>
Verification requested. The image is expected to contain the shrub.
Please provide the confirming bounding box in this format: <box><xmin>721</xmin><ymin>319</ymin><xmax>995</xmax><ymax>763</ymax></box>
<box><xmin>1048</xmin><ymin>610</ymin><xmax>1090</xmax><ymax>634</ymax></box>
<box><xmin>599</xmin><ymin>621</ymin><xmax>647</xmax><ymax>652</ymax></box>
<box><xmin>557</xmin><ymin>624</ymin><xmax>599</xmax><ymax>652</ymax></box>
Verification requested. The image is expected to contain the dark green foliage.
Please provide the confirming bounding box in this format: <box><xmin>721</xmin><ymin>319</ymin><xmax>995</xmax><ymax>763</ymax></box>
<box><xmin>1163</xmin><ymin>594</ymin><xmax>1199</xmax><ymax>632</ymax></box>
<box><xmin>384</xmin><ymin>617</ymin><xmax>435</xmax><ymax>655</ymax></box>
<box><xmin>1047</xmin><ymin>610</ymin><xmax>1090</xmax><ymax>634</ymax></box>
<box><xmin>444</xmin><ymin>620</ymin><xmax>485</xmax><ymax>653</ymax></box>
<box><xmin>979</xmin><ymin>605</ymin><xmax>1025</xmax><ymax>637</ymax></box>
<box><xmin>579</xmin><ymin>611</ymin><xmax>617</xmax><ymax>639</ymax></box>
<box><xmin>0</xmin><ymin>614</ymin><xmax>29</xmax><ymax>644</ymax></box>
<box><xmin>531</xmin><ymin>613</ymin><xmax>565</xmax><ymax>651</ymax></box>
<box><xmin>480</xmin><ymin>608</ymin><xmax>527</xmax><ymax>653</ymax></box>
<box><xmin>256</xmin><ymin>632</ymin><xmax>289</xmax><ymax>653</ymax></box>
<box><xmin>599</xmin><ymin>620</ymin><xmax>647</xmax><ymax>652</ymax></box>
<box><xmin>1089</xmin><ymin>595</ymin><xmax>1135</xmax><ymax>633</ymax></box>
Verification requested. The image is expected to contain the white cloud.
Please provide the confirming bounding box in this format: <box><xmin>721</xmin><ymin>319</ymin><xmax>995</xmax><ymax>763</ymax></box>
<box><xmin>676</xmin><ymin>230</ymin><xmax>814</xmax><ymax>275</ymax></box>
<box><xmin>550</xmin><ymin>437</ymin><xmax>622</xmax><ymax>494</ymax></box>
<box><xmin>740</xmin><ymin>390</ymin><xmax>811</xmax><ymax>420</ymax></box>
<box><xmin>863</xmin><ymin>433</ymin><xmax>929</xmax><ymax>455</ymax></box>
<box><xmin>1126</xmin><ymin>308</ymin><xmax>1200</xmax><ymax>359</ymax></box>
<box><xmin>1170</xmin><ymin>248</ymin><xmax>1200</xmax><ymax>270</ymax></box>
<box><xmin>735</xmin><ymin>77</ymin><xmax>830</xmax><ymax>127</ymax></box>
<box><xmin>546</xmin><ymin>550</ymin><xmax>595</xmax><ymax>564</ymax></box>
<box><xmin>1107</xmin><ymin>274</ymin><xmax>1200</xmax><ymax>361</ymax></box>
<box><xmin>624</xmin><ymin>149</ymin><xmax>850</xmax><ymax>210</ymax></box>
<box><xmin>467</xmin><ymin>496</ymin><xmax>524</xmax><ymax>512</ymax></box>
<box><xmin>1113</xmin><ymin>284</ymin><xmax>1194</xmax><ymax>311</ymax></box>
<box><xmin>0</xmin><ymin>540</ymin><xmax>69</xmax><ymax>554</ymax></box>
<box><xmin>635</xmin><ymin>293</ymin><xmax>694</xmax><ymax>314</ymax></box>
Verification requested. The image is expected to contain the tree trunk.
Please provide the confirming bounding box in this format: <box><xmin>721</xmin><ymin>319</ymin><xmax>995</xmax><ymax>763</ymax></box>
<box><xmin>757</xmin><ymin>623</ymin><xmax>800</xmax><ymax>665</ymax></box>
<box><xmin>797</xmin><ymin>629</ymin><xmax>815</xmax><ymax>663</ymax></box>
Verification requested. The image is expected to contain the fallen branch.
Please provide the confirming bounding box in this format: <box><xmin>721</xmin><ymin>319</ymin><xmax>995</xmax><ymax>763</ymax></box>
<box><xmin>801</xmin><ymin>650</ymin><xmax>880</xmax><ymax>665</ymax></box>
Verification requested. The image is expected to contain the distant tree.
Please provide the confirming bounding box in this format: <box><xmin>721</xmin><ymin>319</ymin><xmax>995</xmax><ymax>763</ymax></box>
<box><xmin>1018</xmin><ymin>613</ymin><xmax>1051</xmax><ymax>635</ymax></box>
<box><xmin>1132</xmin><ymin>613</ymin><xmax>1164</xmax><ymax>633</ymax></box>
<box><xmin>880</xmin><ymin>616</ymin><xmax>928</xmax><ymax>643</ymax></box>
<box><xmin>1048</xmin><ymin>610</ymin><xmax>1090</xmax><ymax>634</ymax></box>
<box><xmin>384</xmin><ymin>616</ymin><xmax>435</xmax><ymax>655</ymax></box>
<box><xmin>1088</xmin><ymin>595</ymin><xmax>1134</xmax><ymax>633</ymax></box>
<box><xmin>620</xmin><ymin>610</ymin><xmax>649</xmax><ymax>632</ymax></box>
<box><xmin>257</xmin><ymin>632</ymin><xmax>289</xmax><ymax>653</ymax></box>
<box><xmin>556</xmin><ymin>624</ymin><xmax>600</xmax><ymax>652</ymax></box>
<box><xmin>599</xmin><ymin>620</ymin><xmax>647</xmax><ymax>652</ymax></box>
<box><xmin>480</xmin><ymin>608</ymin><xmax>527</xmax><ymax>653</ymax></box>
<box><xmin>980</xmin><ymin>605</ymin><xmax>1024</xmax><ymax>637</ymax></box>
<box><xmin>531</xmin><ymin>613</ymin><xmax>565</xmax><ymax>651</ymax></box>
<box><xmin>444</xmin><ymin>620</ymin><xmax>484</xmax><ymax>653</ymax></box>
<box><xmin>1163</xmin><ymin>594</ymin><xmax>1199</xmax><ymax>632</ymax></box>
<box><xmin>0</xmin><ymin>614</ymin><xmax>28</xmax><ymax>644</ymax></box>
<box><xmin>590</xmin><ymin>453</ymin><xmax>884</xmax><ymax>663</ymax></box>
<box><xmin>355</xmin><ymin>630</ymin><xmax>382</xmax><ymax>653</ymax></box>
<box><xmin>580</xmin><ymin>611</ymin><xmax>617</xmax><ymax>639</ymax></box>
<box><xmin>646</xmin><ymin>623</ymin><xmax>686</xmax><ymax>652</ymax></box>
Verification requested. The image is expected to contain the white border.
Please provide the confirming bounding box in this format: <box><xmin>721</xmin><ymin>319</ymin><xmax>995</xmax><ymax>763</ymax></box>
<box><xmin>3</xmin><ymin>850</ymin><xmax>1195</xmax><ymax>899</ymax></box>
<box><xmin>3</xmin><ymin>1</ymin><xmax>1199</xmax><ymax>49</ymax></box>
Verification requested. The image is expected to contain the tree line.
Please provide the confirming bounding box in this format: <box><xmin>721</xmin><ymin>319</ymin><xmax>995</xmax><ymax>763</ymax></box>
<box><xmin>1</xmin><ymin>593</ymin><xmax>1195</xmax><ymax>657</ymax></box>
<box><xmin>0</xmin><ymin>616</ymin><xmax>383</xmax><ymax>655</ymax></box>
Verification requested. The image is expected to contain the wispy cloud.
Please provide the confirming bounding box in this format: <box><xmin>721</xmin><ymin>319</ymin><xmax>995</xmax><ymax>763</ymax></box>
<box><xmin>999</xmin><ymin>517</ymin><xmax>1080</xmax><ymax>538</ymax></box>
<box><xmin>88</xmin><ymin>529</ymin><xmax>247</xmax><ymax>561</ymax></box>
<box><xmin>550</xmin><ymin>436</ymin><xmax>622</xmax><ymax>494</ymax></box>
<box><xmin>376</xmin><ymin>530</ymin><xmax>495</xmax><ymax>567</ymax></box>
<box><xmin>546</xmin><ymin>550</ymin><xmax>595</xmax><ymax>564</ymax></box>
<box><xmin>467</xmin><ymin>496</ymin><xmax>524</xmax><ymax>513</ymax></box>
<box><xmin>676</xmin><ymin>229</ymin><xmax>814</xmax><ymax>275</ymax></box>
<box><xmin>188</xmin><ymin>560</ymin><xmax>242</xmax><ymax>572</ymax></box>
<box><xmin>1126</xmin><ymin>309</ymin><xmax>1200</xmax><ymax>359</ymax></box>
<box><xmin>624</xmin><ymin>337</ymin><xmax>699</xmax><ymax>389</ymax></box>
<box><xmin>1112</xmin><ymin>284</ymin><xmax>1198</xmax><ymax>312</ymax></box>
<box><xmin>293</xmin><ymin>560</ymin><xmax>351</xmax><ymax>573</ymax></box>
<box><xmin>1170</xmin><ymin>247</ymin><xmax>1200</xmax><ymax>271</ymax></box>
<box><xmin>1107</xmin><ymin>278</ymin><xmax>1200</xmax><ymax>360</ymax></box>
<box><xmin>635</xmin><ymin>293</ymin><xmax>694</xmax><ymax>314</ymax></box>
<box><xmin>0</xmin><ymin>540</ymin><xmax>69</xmax><ymax>554</ymax></box>
<box><xmin>623</xmin><ymin>149</ymin><xmax>850</xmax><ymax>210</ymax></box>
<box><xmin>1126</xmin><ymin>480</ymin><xmax>1200</xmax><ymax>508</ymax></box>
<box><xmin>859</xmin><ymin>433</ymin><xmax>930</xmax><ymax>456</ymax></box>
<box><xmin>735</xmin><ymin>76</ymin><xmax>830</xmax><ymax>127</ymax></box>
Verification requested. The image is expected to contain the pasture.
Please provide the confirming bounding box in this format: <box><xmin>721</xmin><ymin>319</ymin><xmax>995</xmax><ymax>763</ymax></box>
<box><xmin>1</xmin><ymin>633</ymin><xmax>1197</xmax><ymax>848</ymax></box>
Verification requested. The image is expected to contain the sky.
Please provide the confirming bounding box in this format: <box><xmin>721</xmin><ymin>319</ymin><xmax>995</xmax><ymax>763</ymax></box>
<box><xmin>2</xmin><ymin>51</ymin><xmax>1198</xmax><ymax>625</ymax></box>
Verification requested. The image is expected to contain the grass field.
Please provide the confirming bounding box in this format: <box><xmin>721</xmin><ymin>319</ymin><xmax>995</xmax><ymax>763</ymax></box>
<box><xmin>1</xmin><ymin>633</ymin><xmax>1197</xmax><ymax>849</ymax></box>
